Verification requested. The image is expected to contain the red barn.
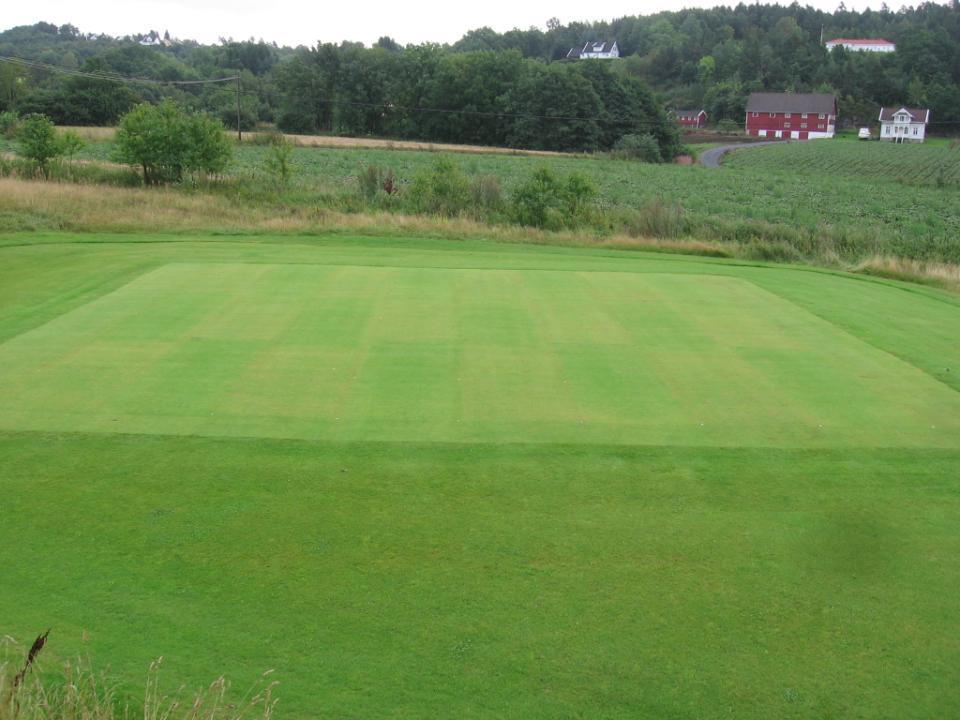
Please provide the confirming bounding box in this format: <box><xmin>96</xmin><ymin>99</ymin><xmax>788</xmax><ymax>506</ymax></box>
<box><xmin>745</xmin><ymin>93</ymin><xmax>837</xmax><ymax>140</ymax></box>
<box><xmin>675</xmin><ymin>109</ymin><xmax>707</xmax><ymax>128</ymax></box>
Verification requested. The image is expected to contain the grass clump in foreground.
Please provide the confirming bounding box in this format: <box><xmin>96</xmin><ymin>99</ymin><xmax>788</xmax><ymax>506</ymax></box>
<box><xmin>0</xmin><ymin>633</ymin><xmax>278</xmax><ymax>720</ymax></box>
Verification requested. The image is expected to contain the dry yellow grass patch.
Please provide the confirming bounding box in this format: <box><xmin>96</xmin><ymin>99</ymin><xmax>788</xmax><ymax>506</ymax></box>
<box><xmin>253</xmin><ymin>132</ymin><xmax>567</xmax><ymax>157</ymax></box>
<box><xmin>854</xmin><ymin>255</ymin><xmax>960</xmax><ymax>291</ymax></box>
<box><xmin>54</xmin><ymin>125</ymin><xmax>567</xmax><ymax>157</ymax></box>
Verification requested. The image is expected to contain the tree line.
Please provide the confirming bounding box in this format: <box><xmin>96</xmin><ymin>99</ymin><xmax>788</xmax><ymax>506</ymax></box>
<box><xmin>2</xmin><ymin>2</ymin><xmax>959</xmax><ymax>148</ymax></box>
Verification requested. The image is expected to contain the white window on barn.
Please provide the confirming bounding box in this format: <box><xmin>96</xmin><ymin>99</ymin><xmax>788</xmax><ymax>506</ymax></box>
<box><xmin>784</xmin><ymin>122</ymin><xmax>791</xmax><ymax>128</ymax></box>
<box><xmin>769</xmin><ymin>112</ymin><xmax>775</xmax><ymax>118</ymax></box>
<box><xmin>785</xmin><ymin>113</ymin><xmax>791</xmax><ymax>118</ymax></box>
<box><xmin>800</xmin><ymin>123</ymin><xmax>807</xmax><ymax>129</ymax></box>
<box><xmin>752</xmin><ymin>112</ymin><xmax>759</xmax><ymax>117</ymax></box>
<box><xmin>801</xmin><ymin>113</ymin><xmax>808</xmax><ymax>119</ymax></box>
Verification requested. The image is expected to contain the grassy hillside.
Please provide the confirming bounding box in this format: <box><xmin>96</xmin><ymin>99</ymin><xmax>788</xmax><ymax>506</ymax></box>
<box><xmin>1</xmin><ymin>234</ymin><xmax>959</xmax><ymax>718</ymax></box>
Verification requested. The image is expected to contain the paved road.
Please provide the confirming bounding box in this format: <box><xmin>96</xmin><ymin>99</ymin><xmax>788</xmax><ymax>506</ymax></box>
<box><xmin>699</xmin><ymin>141</ymin><xmax>782</xmax><ymax>168</ymax></box>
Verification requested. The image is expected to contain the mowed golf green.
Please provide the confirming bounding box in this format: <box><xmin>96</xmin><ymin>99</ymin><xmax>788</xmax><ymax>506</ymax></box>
<box><xmin>2</xmin><ymin>261</ymin><xmax>959</xmax><ymax>447</ymax></box>
<box><xmin>1</xmin><ymin>234</ymin><xmax>959</xmax><ymax>718</ymax></box>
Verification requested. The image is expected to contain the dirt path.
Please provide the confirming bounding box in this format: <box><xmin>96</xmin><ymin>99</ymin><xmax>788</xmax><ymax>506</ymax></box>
<box><xmin>699</xmin><ymin>141</ymin><xmax>783</xmax><ymax>168</ymax></box>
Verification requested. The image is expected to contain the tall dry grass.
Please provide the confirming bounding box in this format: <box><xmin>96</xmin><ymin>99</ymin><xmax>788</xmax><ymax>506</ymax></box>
<box><xmin>53</xmin><ymin>126</ymin><xmax>565</xmax><ymax>157</ymax></box>
<box><xmin>0</xmin><ymin>177</ymin><xmax>721</xmax><ymax>252</ymax></box>
<box><xmin>0</xmin><ymin>634</ymin><xmax>278</xmax><ymax>720</ymax></box>
<box><xmin>854</xmin><ymin>255</ymin><xmax>960</xmax><ymax>291</ymax></box>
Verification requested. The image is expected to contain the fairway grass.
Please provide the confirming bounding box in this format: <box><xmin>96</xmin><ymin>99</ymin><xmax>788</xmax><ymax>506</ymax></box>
<box><xmin>1</xmin><ymin>261</ymin><xmax>959</xmax><ymax>447</ymax></box>
<box><xmin>1</xmin><ymin>233</ymin><xmax>959</xmax><ymax>718</ymax></box>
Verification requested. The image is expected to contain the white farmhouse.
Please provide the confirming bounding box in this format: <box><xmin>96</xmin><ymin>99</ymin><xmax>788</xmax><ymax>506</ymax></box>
<box><xmin>825</xmin><ymin>38</ymin><xmax>896</xmax><ymax>53</ymax></box>
<box><xmin>879</xmin><ymin>106</ymin><xmax>930</xmax><ymax>143</ymax></box>
<box><xmin>567</xmin><ymin>41</ymin><xmax>619</xmax><ymax>59</ymax></box>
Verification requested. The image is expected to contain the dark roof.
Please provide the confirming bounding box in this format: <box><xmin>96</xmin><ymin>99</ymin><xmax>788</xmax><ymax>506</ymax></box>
<box><xmin>566</xmin><ymin>47</ymin><xmax>582</xmax><ymax>59</ymax></box>
<box><xmin>746</xmin><ymin>93</ymin><xmax>836</xmax><ymax>114</ymax></box>
<box><xmin>675</xmin><ymin>109</ymin><xmax>706</xmax><ymax>119</ymax></box>
<box><xmin>879</xmin><ymin>106</ymin><xmax>930</xmax><ymax>123</ymax></box>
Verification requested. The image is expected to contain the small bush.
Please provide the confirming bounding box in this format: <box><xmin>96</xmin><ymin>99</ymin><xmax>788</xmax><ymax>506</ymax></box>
<box><xmin>59</xmin><ymin>129</ymin><xmax>85</xmax><ymax>165</ymax></box>
<box><xmin>0</xmin><ymin>110</ymin><xmax>19</xmax><ymax>138</ymax></box>
<box><xmin>510</xmin><ymin>166</ymin><xmax>599</xmax><ymax>229</ymax></box>
<box><xmin>612</xmin><ymin>134</ymin><xmax>663</xmax><ymax>163</ymax></box>
<box><xmin>16</xmin><ymin>114</ymin><xmax>65</xmax><ymax>176</ymax></box>
<box><xmin>114</xmin><ymin>100</ymin><xmax>232</xmax><ymax>185</ymax></box>
<box><xmin>262</xmin><ymin>133</ymin><xmax>294</xmax><ymax>188</ymax></box>
<box><xmin>407</xmin><ymin>157</ymin><xmax>471</xmax><ymax>216</ymax></box>
<box><xmin>470</xmin><ymin>175</ymin><xmax>504</xmax><ymax>215</ymax></box>
<box><xmin>623</xmin><ymin>197</ymin><xmax>686</xmax><ymax>238</ymax></box>
<box><xmin>716</xmin><ymin>119</ymin><xmax>740</xmax><ymax>133</ymax></box>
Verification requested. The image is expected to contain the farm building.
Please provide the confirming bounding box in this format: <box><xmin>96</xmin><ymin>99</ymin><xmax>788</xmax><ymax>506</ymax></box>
<box><xmin>566</xmin><ymin>41</ymin><xmax>619</xmax><ymax>59</ymax></box>
<box><xmin>879</xmin><ymin>106</ymin><xmax>930</xmax><ymax>143</ymax></box>
<box><xmin>675</xmin><ymin>109</ymin><xmax>707</xmax><ymax>128</ymax></box>
<box><xmin>825</xmin><ymin>38</ymin><xmax>896</xmax><ymax>53</ymax></box>
<box><xmin>745</xmin><ymin>93</ymin><xmax>837</xmax><ymax>140</ymax></box>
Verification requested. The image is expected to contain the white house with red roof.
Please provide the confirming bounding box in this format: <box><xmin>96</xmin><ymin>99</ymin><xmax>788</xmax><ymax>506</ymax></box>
<box><xmin>825</xmin><ymin>38</ymin><xmax>896</xmax><ymax>53</ymax></box>
<box><xmin>879</xmin><ymin>106</ymin><xmax>930</xmax><ymax>143</ymax></box>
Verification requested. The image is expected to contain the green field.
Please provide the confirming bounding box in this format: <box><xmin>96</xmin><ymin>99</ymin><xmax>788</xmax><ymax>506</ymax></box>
<box><xmin>726</xmin><ymin>139</ymin><xmax>960</xmax><ymax>186</ymax></box>
<box><xmin>2</xmin><ymin>234</ymin><xmax>960</xmax><ymax>718</ymax></box>
<box><xmin>7</xmin><ymin>135</ymin><xmax>960</xmax><ymax>263</ymax></box>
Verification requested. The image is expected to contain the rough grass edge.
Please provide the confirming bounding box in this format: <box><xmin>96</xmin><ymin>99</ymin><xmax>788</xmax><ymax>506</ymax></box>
<box><xmin>1</xmin><ymin>178</ymin><xmax>958</xmax><ymax>292</ymax></box>
<box><xmin>0</xmin><ymin>633</ymin><xmax>279</xmax><ymax>720</ymax></box>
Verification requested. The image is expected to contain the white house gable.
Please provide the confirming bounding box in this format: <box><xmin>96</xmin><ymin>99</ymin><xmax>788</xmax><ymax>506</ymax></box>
<box><xmin>879</xmin><ymin>106</ymin><xmax>930</xmax><ymax>143</ymax></box>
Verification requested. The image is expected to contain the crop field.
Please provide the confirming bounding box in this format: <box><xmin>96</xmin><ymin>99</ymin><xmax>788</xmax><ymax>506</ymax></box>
<box><xmin>8</xmin><ymin>133</ymin><xmax>959</xmax><ymax>262</ymax></box>
<box><xmin>726</xmin><ymin>138</ymin><xmax>960</xmax><ymax>186</ymax></box>
<box><xmin>1</xmin><ymin>233</ymin><xmax>959</xmax><ymax>718</ymax></box>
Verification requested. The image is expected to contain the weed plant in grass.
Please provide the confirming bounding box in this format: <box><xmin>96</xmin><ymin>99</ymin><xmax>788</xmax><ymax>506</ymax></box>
<box><xmin>0</xmin><ymin>634</ymin><xmax>278</xmax><ymax>720</ymax></box>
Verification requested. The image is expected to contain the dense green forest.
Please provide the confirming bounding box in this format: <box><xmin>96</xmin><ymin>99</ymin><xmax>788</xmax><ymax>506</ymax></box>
<box><xmin>1</xmin><ymin>2</ymin><xmax>959</xmax><ymax>154</ymax></box>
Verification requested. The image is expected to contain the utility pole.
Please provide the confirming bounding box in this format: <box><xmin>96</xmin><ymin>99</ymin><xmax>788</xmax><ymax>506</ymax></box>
<box><xmin>236</xmin><ymin>75</ymin><xmax>242</xmax><ymax>142</ymax></box>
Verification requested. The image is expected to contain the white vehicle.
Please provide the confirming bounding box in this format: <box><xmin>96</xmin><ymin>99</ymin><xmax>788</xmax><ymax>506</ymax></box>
<box><xmin>858</xmin><ymin>127</ymin><xmax>872</xmax><ymax>140</ymax></box>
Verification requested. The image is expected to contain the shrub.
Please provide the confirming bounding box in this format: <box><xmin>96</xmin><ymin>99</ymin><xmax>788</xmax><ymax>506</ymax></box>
<box><xmin>716</xmin><ymin>119</ymin><xmax>740</xmax><ymax>133</ymax></box>
<box><xmin>262</xmin><ymin>133</ymin><xmax>294</xmax><ymax>188</ymax></box>
<box><xmin>114</xmin><ymin>100</ymin><xmax>232</xmax><ymax>184</ymax></box>
<box><xmin>612</xmin><ymin>133</ymin><xmax>663</xmax><ymax>163</ymax></box>
<box><xmin>470</xmin><ymin>175</ymin><xmax>504</xmax><ymax>215</ymax></box>
<box><xmin>59</xmin><ymin>129</ymin><xmax>85</xmax><ymax>164</ymax></box>
<box><xmin>356</xmin><ymin>164</ymin><xmax>399</xmax><ymax>204</ymax></box>
<box><xmin>407</xmin><ymin>157</ymin><xmax>471</xmax><ymax>216</ymax></box>
<box><xmin>16</xmin><ymin>114</ymin><xmax>66</xmax><ymax>176</ymax></box>
<box><xmin>510</xmin><ymin>166</ymin><xmax>599</xmax><ymax>229</ymax></box>
<box><xmin>0</xmin><ymin>110</ymin><xmax>19</xmax><ymax>138</ymax></box>
<box><xmin>623</xmin><ymin>197</ymin><xmax>687</xmax><ymax>238</ymax></box>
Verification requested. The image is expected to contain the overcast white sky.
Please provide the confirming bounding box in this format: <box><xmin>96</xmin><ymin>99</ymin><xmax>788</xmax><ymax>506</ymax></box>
<box><xmin>5</xmin><ymin>1</ymin><xmax>908</xmax><ymax>47</ymax></box>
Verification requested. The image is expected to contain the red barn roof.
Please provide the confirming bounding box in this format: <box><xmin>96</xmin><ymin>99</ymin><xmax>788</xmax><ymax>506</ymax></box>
<box><xmin>826</xmin><ymin>38</ymin><xmax>895</xmax><ymax>45</ymax></box>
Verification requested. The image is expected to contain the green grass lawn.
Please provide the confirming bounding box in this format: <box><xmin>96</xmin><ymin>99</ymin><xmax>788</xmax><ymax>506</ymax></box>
<box><xmin>1</xmin><ymin>233</ymin><xmax>959</xmax><ymax>718</ymax></box>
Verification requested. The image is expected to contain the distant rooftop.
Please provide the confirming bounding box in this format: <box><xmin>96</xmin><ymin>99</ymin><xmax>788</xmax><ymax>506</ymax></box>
<box><xmin>826</xmin><ymin>38</ymin><xmax>895</xmax><ymax>45</ymax></box>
